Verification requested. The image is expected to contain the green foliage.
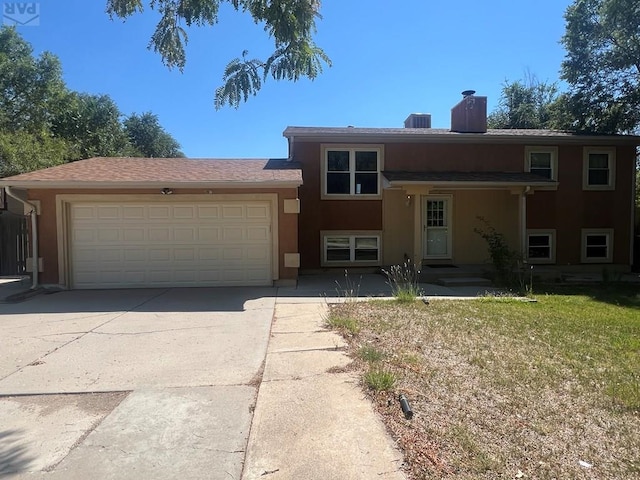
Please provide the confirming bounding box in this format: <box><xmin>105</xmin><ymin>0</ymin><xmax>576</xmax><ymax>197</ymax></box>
<box><xmin>124</xmin><ymin>112</ymin><xmax>184</xmax><ymax>157</ymax></box>
<box><xmin>474</xmin><ymin>217</ymin><xmax>526</xmax><ymax>291</ymax></box>
<box><xmin>382</xmin><ymin>260</ymin><xmax>423</xmax><ymax>302</ymax></box>
<box><xmin>106</xmin><ymin>0</ymin><xmax>331</xmax><ymax>108</ymax></box>
<box><xmin>358</xmin><ymin>345</ymin><xmax>384</xmax><ymax>363</ymax></box>
<box><xmin>364</xmin><ymin>368</ymin><xmax>396</xmax><ymax>392</ymax></box>
<box><xmin>487</xmin><ymin>75</ymin><xmax>570</xmax><ymax>130</ymax></box>
<box><xmin>0</xmin><ymin>130</ymin><xmax>67</xmax><ymax>177</ymax></box>
<box><xmin>0</xmin><ymin>26</ymin><xmax>183</xmax><ymax>178</ymax></box>
<box><xmin>326</xmin><ymin>314</ymin><xmax>360</xmax><ymax>335</ymax></box>
<box><xmin>561</xmin><ymin>0</ymin><xmax>640</xmax><ymax>133</ymax></box>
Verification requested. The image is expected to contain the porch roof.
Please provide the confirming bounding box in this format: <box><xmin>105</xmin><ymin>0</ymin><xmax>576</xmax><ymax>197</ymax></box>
<box><xmin>382</xmin><ymin>171</ymin><xmax>558</xmax><ymax>189</ymax></box>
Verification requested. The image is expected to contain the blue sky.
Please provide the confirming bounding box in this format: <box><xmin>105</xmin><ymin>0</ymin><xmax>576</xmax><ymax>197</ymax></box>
<box><xmin>10</xmin><ymin>0</ymin><xmax>572</xmax><ymax>158</ymax></box>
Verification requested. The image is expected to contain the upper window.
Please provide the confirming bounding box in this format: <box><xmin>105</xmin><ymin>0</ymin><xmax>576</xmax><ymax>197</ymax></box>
<box><xmin>583</xmin><ymin>147</ymin><xmax>615</xmax><ymax>190</ymax></box>
<box><xmin>581</xmin><ymin>229</ymin><xmax>614</xmax><ymax>263</ymax></box>
<box><xmin>323</xmin><ymin>146</ymin><xmax>382</xmax><ymax>198</ymax></box>
<box><xmin>525</xmin><ymin>147</ymin><xmax>557</xmax><ymax>180</ymax></box>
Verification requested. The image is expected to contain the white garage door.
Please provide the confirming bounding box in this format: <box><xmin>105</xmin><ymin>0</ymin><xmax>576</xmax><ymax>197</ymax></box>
<box><xmin>69</xmin><ymin>202</ymin><xmax>273</xmax><ymax>288</ymax></box>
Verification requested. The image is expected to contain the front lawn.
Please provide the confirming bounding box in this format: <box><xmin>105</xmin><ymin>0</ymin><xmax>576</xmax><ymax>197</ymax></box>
<box><xmin>328</xmin><ymin>285</ymin><xmax>640</xmax><ymax>479</ymax></box>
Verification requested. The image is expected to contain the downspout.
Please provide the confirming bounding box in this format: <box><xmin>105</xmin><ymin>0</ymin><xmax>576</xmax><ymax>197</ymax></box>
<box><xmin>520</xmin><ymin>186</ymin><xmax>531</xmax><ymax>259</ymax></box>
<box><xmin>5</xmin><ymin>186</ymin><xmax>38</xmax><ymax>289</ymax></box>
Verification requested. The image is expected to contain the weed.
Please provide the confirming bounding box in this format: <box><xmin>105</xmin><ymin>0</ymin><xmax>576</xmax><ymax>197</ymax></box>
<box><xmin>364</xmin><ymin>368</ymin><xmax>396</xmax><ymax>391</ymax></box>
<box><xmin>334</xmin><ymin>270</ymin><xmax>361</xmax><ymax>301</ymax></box>
<box><xmin>327</xmin><ymin>314</ymin><xmax>360</xmax><ymax>334</ymax></box>
<box><xmin>383</xmin><ymin>259</ymin><xmax>424</xmax><ymax>302</ymax></box>
<box><xmin>358</xmin><ymin>345</ymin><xmax>384</xmax><ymax>363</ymax></box>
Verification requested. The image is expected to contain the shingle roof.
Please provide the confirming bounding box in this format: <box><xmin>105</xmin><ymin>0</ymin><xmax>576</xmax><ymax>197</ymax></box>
<box><xmin>283</xmin><ymin>126</ymin><xmax>640</xmax><ymax>145</ymax></box>
<box><xmin>0</xmin><ymin>157</ymin><xmax>303</xmax><ymax>188</ymax></box>
<box><xmin>383</xmin><ymin>171</ymin><xmax>556</xmax><ymax>184</ymax></box>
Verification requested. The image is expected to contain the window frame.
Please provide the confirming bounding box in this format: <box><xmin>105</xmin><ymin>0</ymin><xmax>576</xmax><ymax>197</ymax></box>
<box><xmin>321</xmin><ymin>231</ymin><xmax>382</xmax><ymax>266</ymax></box>
<box><xmin>581</xmin><ymin>228</ymin><xmax>614</xmax><ymax>263</ymax></box>
<box><xmin>525</xmin><ymin>229</ymin><xmax>556</xmax><ymax>264</ymax></box>
<box><xmin>321</xmin><ymin>145</ymin><xmax>383</xmax><ymax>199</ymax></box>
<box><xmin>524</xmin><ymin>146</ymin><xmax>558</xmax><ymax>181</ymax></box>
<box><xmin>583</xmin><ymin>147</ymin><xmax>616</xmax><ymax>190</ymax></box>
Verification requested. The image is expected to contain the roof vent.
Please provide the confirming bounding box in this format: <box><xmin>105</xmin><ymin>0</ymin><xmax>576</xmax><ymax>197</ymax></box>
<box><xmin>461</xmin><ymin>89</ymin><xmax>476</xmax><ymax>98</ymax></box>
<box><xmin>404</xmin><ymin>113</ymin><xmax>432</xmax><ymax>129</ymax></box>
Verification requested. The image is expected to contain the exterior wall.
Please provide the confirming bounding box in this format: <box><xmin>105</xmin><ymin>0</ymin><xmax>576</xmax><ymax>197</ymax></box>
<box><xmin>382</xmin><ymin>189</ymin><xmax>519</xmax><ymax>266</ymax></box>
<box><xmin>527</xmin><ymin>145</ymin><xmax>635</xmax><ymax>265</ymax></box>
<box><xmin>295</xmin><ymin>139</ymin><xmax>636</xmax><ymax>269</ymax></box>
<box><xmin>296</xmin><ymin>142</ymin><xmax>382</xmax><ymax>269</ymax></box>
<box><xmin>26</xmin><ymin>187</ymin><xmax>299</xmax><ymax>286</ymax></box>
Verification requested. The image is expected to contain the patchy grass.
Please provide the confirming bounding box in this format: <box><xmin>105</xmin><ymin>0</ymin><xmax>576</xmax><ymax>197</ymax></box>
<box><xmin>364</xmin><ymin>368</ymin><xmax>396</xmax><ymax>391</ymax></box>
<box><xmin>328</xmin><ymin>284</ymin><xmax>640</xmax><ymax>479</ymax></box>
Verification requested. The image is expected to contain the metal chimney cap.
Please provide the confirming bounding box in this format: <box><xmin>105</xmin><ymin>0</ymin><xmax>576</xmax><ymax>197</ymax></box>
<box><xmin>462</xmin><ymin>90</ymin><xmax>476</xmax><ymax>97</ymax></box>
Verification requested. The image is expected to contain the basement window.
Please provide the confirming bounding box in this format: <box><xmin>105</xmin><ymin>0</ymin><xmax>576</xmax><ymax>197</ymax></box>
<box><xmin>526</xmin><ymin>230</ymin><xmax>555</xmax><ymax>263</ymax></box>
<box><xmin>581</xmin><ymin>229</ymin><xmax>613</xmax><ymax>263</ymax></box>
<box><xmin>322</xmin><ymin>232</ymin><xmax>381</xmax><ymax>266</ymax></box>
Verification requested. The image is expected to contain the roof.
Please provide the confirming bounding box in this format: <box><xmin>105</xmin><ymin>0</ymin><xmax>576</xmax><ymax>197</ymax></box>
<box><xmin>0</xmin><ymin>157</ymin><xmax>303</xmax><ymax>189</ymax></box>
<box><xmin>283</xmin><ymin>126</ymin><xmax>640</xmax><ymax>146</ymax></box>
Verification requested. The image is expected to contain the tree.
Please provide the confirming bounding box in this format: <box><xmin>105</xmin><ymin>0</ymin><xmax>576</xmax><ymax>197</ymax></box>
<box><xmin>0</xmin><ymin>27</ymin><xmax>67</xmax><ymax>133</ymax></box>
<box><xmin>124</xmin><ymin>112</ymin><xmax>184</xmax><ymax>157</ymax></box>
<box><xmin>105</xmin><ymin>0</ymin><xmax>331</xmax><ymax>109</ymax></box>
<box><xmin>51</xmin><ymin>92</ymin><xmax>133</xmax><ymax>159</ymax></box>
<box><xmin>561</xmin><ymin>0</ymin><xmax>640</xmax><ymax>133</ymax></box>
<box><xmin>487</xmin><ymin>76</ymin><xmax>571</xmax><ymax>130</ymax></box>
<box><xmin>0</xmin><ymin>130</ymin><xmax>68</xmax><ymax>177</ymax></box>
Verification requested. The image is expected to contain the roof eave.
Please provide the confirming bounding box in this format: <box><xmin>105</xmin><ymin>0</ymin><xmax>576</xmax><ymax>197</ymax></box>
<box><xmin>387</xmin><ymin>180</ymin><xmax>558</xmax><ymax>190</ymax></box>
<box><xmin>283</xmin><ymin>128</ymin><xmax>640</xmax><ymax>146</ymax></box>
<box><xmin>0</xmin><ymin>180</ymin><xmax>303</xmax><ymax>189</ymax></box>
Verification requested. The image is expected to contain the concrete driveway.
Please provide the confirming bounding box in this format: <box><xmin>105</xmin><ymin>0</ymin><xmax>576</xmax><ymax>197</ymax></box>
<box><xmin>0</xmin><ymin>287</ymin><xmax>276</xmax><ymax>479</ymax></box>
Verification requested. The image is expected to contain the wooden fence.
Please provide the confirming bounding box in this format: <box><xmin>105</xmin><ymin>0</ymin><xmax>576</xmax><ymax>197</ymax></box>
<box><xmin>0</xmin><ymin>212</ymin><xmax>28</xmax><ymax>276</ymax></box>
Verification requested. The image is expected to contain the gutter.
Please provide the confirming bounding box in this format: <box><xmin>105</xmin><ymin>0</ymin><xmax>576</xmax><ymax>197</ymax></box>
<box><xmin>4</xmin><ymin>187</ymin><xmax>38</xmax><ymax>290</ymax></box>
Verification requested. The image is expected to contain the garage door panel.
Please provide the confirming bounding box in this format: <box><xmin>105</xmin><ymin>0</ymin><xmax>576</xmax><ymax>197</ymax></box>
<box><xmin>70</xmin><ymin>201</ymin><xmax>273</xmax><ymax>288</ymax></box>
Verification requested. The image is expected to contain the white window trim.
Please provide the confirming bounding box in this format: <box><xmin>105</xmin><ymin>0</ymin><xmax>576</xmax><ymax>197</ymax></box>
<box><xmin>526</xmin><ymin>229</ymin><xmax>556</xmax><ymax>264</ymax></box>
<box><xmin>321</xmin><ymin>144</ymin><xmax>384</xmax><ymax>200</ymax></box>
<box><xmin>524</xmin><ymin>146</ymin><xmax>558</xmax><ymax>181</ymax></box>
<box><xmin>321</xmin><ymin>230</ymin><xmax>382</xmax><ymax>267</ymax></box>
<box><xmin>583</xmin><ymin>147</ymin><xmax>616</xmax><ymax>190</ymax></box>
<box><xmin>581</xmin><ymin>228</ymin><xmax>614</xmax><ymax>263</ymax></box>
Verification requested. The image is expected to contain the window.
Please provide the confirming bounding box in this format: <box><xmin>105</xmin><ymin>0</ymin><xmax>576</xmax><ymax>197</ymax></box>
<box><xmin>323</xmin><ymin>146</ymin><xmax>382</xmax><ymax>198</ymax></box>
<box><xmin>525</xmin><ymin>147</ymin><xmax>557</xmax><ymax>180</ymax></box>
<box><xmin>583</xmin><ymin>148</ymin><xmax>615</xmax><ymax>190</ymax></box>
<box><xmin>581</xmin><ymin>229</ymin><xmax>613</xmax><ymax>263</ymax></box>
<box><xmin>526</xmin><ymin>230</ymin><xmax>555</xmax><ymax>263</ymax></box>
<box><xmin>322</xmin><ymin>233</ymin><xmax>381</xmax><ymax>265</ymax></box>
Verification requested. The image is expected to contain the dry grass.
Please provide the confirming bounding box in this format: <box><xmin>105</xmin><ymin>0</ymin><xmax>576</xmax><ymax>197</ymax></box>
<box><xmin>328</xmin><ymin>285</ymin><xmax>640</xmax><ymax>479</ymax></box>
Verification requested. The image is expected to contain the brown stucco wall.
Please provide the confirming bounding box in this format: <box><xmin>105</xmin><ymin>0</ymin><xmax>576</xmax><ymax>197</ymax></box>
<box><xmin>296</xmin><ymin>142</ymin><xmax>382</xmax><ymax>269</ymax></box>
<box><xmin>26</xmin><ymin>187</ymin><xmax>299</xmax><ymax>286</ymax></box>
<box><xmin>527</xmin><ymin>145</ymin><xmax>634</xmax><ymax>265</ymax></box>
<box><xmin>293</xmin><ymin>139</ymin><xmax>636</xmax><ymax>269</ymax></box>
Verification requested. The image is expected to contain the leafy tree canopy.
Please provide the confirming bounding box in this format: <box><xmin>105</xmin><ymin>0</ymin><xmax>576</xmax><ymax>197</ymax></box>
<box><xmin>105</xmin><ymin>0</ymin><xmax>331</xmax><ymax>109</ymax></box>
<box><xmin>561</xmin><ymin>0</ymin><xmax>640</xmax><ymax>133</ymax></box>
<box><xmin>124</xmin><ymin>112</ymin><xmax>185</xmax><ymax>157</ymax></box>
<box><xmin>0</xmin><ymin>26</ymin><xmax>184</xmax><ymax>177</ymax></box>
<box><xmin>487</xmin><ymin>75</ymin><xmax>571</xmax><ymax>130</ymax></box>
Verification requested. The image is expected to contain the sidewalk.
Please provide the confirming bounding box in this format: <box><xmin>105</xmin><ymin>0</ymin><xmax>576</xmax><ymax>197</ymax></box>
<box><xmin>242</xmin><ymin>301</ymin><xmax>407</xmax><ymax>479</ymax></box>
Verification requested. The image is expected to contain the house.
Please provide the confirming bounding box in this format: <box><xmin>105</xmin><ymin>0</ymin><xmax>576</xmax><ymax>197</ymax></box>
<box><xmin>0</xmin><ymin>92</ymin><xmax>638</xmax><ymax>289</ymax></box>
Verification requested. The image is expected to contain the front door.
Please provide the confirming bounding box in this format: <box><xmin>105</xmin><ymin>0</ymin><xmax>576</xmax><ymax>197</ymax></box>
<box><xmin>423</xmin><ymin>196</ymin><xmax>452</xmax><ymax>259</ymax></box>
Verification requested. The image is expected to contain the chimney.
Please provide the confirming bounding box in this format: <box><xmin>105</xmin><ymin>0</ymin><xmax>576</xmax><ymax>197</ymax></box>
<box><xmin>451</xmin><ymin>90</ymin><xmax>487</xmax><ymax>133</ymax></box>
<box><xmin>404</xmin><ymin>113</ymin><xmax>432</xmax><ymax>129</ymax></box>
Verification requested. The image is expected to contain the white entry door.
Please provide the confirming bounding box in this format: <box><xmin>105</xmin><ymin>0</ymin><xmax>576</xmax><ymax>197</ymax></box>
<box><xmin>423</xmin><ymin>197</ymin><xmax>452</xmax><ymax>259</ymax></box>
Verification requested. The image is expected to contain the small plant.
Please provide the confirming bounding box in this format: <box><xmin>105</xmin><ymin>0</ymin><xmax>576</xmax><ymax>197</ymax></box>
<box><xmin>327</xmin><ymin>314</ymin><xmax>360</xmax><ymax>334</ymax></box>
<box><xmin>383</xmin><ymin>259</ymin><xmax>423</xmax><ymax>302</ymax></box>
<box><xmin>474</xmin><ymin>217</ymin><xmax>529</xmax><ymax>293</ymax></box>
<box><xmin>334</xmin><ymin>269</ymin><xmax>361</xmax><ymax>301</ymax></box>
<box><xmin>364</xmin><ymin>367</ymin><xmax>396</xmax><ymax>391</ymax></box>
<box><xmin>358</xmin><ymin>345</ymin><xmax>384</xmax><ymax>363</ymax></box>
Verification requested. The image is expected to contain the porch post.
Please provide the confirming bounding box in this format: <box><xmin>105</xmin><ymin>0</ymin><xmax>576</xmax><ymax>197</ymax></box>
<box><xmin>413</xmin><ymin>194</ymin><xmax>422</xmax><ymax>266</ymax></box>
<box><xmin>519</xmin><ymin>187</ymin><xmax>530</xmax><ymax>258</ymax></box>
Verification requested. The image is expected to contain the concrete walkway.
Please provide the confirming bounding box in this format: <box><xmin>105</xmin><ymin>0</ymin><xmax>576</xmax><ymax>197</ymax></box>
<box><xmin>242</xmin><ymin>302</ymin><xmax>406</xmax><ymax>479</ymax></box>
